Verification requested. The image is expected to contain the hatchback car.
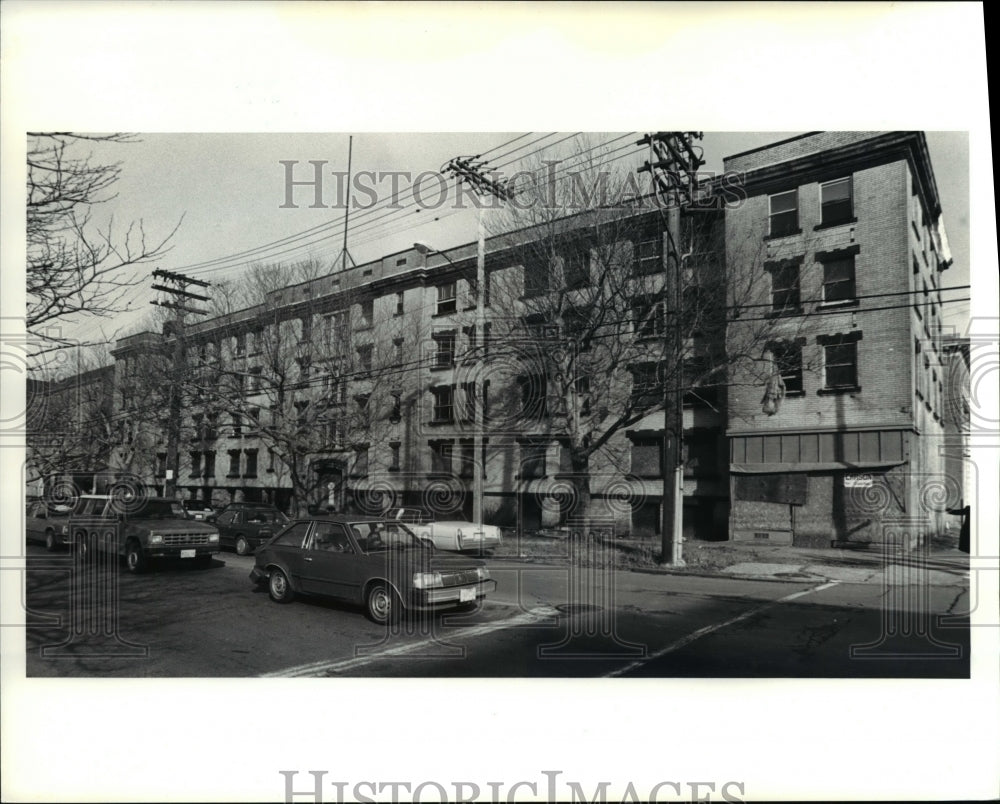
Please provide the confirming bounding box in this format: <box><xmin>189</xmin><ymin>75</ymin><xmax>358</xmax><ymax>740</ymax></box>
<box><xmin>390</xmin><ymin>507</ymin><xmax>503</xmax><ymax>554</ymax></box>
<box><xmin>214</xmin><ymin>503</ymin><xmax>289</xmax><ymax>555</ymax></box>
<box><xmin>250</xmin><ymin>515</ymin><xmax>496</xmax><ymax>623</ymax></box>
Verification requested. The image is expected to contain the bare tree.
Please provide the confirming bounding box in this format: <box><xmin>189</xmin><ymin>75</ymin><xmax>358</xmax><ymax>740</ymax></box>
<box><xmin>480</xmin><ymin>139</ymin><xmax>806</xmax><ymax>523</ymax></box>
<box><xmin>26</xmin><ymin>133</ymin><xmax>180</xmax><ymax>355</ymax></box>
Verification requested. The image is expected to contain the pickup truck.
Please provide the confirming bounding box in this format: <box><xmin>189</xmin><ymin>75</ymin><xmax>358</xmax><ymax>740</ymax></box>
<box><xmin>70</xmin><ymin>494</ymin><xmax>220</xmax><ymax>573</ymax></box>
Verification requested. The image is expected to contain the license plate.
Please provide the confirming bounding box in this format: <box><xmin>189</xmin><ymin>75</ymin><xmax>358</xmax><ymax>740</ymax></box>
<box><xmin>180</xmin><ymin>549</ymin><xmax>196</xmax><ymax>559</ymax></box>
<box><xmin>459</xmin><ymin>587</ymin><xmax>475</xmax><ymax>602</ymax></box>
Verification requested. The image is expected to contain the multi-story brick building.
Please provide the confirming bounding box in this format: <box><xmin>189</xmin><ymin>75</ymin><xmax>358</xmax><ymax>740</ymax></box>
<box><xmin>52</xmin><ymin>131</ymin><xmax>961</xmax><ymax>548</ymax></box>
<box><xmin>724</xmin><ymin>131</ymin><xmax>956</xmax><ymax>548</ymax></box>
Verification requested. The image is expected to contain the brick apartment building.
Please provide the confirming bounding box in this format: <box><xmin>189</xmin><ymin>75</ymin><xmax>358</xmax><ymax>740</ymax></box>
<box><xmin>32</xmin><ymin>131</ymin><xmax>963</xmax><ymax>547</ymax></box>
<box><xmin>724</xmin><ymin>131</ymin><xmax>957</xmax><ymax>548</ymax></box>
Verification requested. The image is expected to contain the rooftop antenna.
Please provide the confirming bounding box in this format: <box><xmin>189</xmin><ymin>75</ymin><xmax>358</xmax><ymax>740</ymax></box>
<box><xmin>337</xmin><ymin>135</ymin><xmax>356</xmax><ymax>271</ymax></box>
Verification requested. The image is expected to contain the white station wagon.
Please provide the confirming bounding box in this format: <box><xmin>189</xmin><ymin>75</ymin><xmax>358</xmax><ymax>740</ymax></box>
<box><xmin>389</xmin><ymin>508</ymin><xmax>502</xmax><ymax>555</ymax></box>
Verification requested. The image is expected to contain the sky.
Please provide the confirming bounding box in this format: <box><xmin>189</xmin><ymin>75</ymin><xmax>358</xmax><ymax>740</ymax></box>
<box><xmin>55</xmin><ymin>129</ymin><xmax>971</xmax><ymax>350</ymax></box>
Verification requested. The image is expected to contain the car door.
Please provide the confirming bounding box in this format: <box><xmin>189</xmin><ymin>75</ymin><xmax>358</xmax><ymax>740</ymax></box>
<box><xmin>299</xmin><ymin>521</ymin><xmax>361</xmax><ymax>601</ymax></box>
<box><xmin>215</xmin><ymin>510</ymin><xmax>237</xmax><ymax>547</ymax></box>
<box><xmin>26</xmin><ymin>503</ymin><xmax>45</xmax><ymax>542</ymax></box>
<box><xmin>265</xmin><ymin>521</ymin><xmax>312</xmax><ymax>585</ymax></box>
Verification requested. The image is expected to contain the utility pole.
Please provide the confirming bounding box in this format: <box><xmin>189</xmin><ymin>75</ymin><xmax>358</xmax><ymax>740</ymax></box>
<box><xmin>151</xmin><ymin>269</ymin><xmax>210</xmax><ymax>498</ymax></box>
<box><xmin>637</xmin><ymin>132</ymin><xmax>704</xmax><ymax>566</ymax></box>
<box><xmin>442</xmin><ymin>156</ymin><xmax>509</xmax><ymax>525</ymax></box>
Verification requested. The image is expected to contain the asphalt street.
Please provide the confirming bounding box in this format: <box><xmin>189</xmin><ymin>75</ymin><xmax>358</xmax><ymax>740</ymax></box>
<box><xmin>22</xmin><ymin>545</ymin><xmax>970</xmax><ymax>678</ymax></box>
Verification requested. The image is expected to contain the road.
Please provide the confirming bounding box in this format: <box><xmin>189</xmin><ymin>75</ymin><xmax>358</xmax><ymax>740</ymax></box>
<box><xmin>22</xmin><ymin>544</ymin><xmax>970</xmax><ymax>678</ymax></box>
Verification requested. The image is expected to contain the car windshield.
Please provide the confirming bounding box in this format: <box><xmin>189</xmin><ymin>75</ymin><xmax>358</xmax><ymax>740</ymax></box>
<box><xmin>394</xmin><ymin>508</ymin><xmax>432</xmax><ymax>524</ymax></box>
<box><xmin>136</xmin><ymin>500</ymin><xmax>187</xmax><ymax>519</ymax></box>
<box><xmin>349</xmin><ymin>521</ymin><xmax>421</xmax><ymax>552</ymax></box>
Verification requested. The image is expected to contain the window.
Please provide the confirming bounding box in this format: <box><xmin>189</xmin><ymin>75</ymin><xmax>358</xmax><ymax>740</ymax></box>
<box><xmin>430</xmin><ymin>440</ymin><xmax>454</xmax><ymax>474</ymax></box>
<box><xmin>819</xmin><ymin>177</ymin><xmax>853</xmax><ymax>226</ymax></box>
<box><xmin>818</xmin><ymin>332</ymin><xmax>862</xmax><ymax>392</ymax></box>
<box><xmin>575</xmin><ymin>375</ymin><xmax>592</xmax><ymax>416</ymax></box>
<box><xmin>227</xmin><ymin>449</ymin><xmax>241</xmax><ymax>478</ymax></box>
<box><xmin>770</xmin><ymin>341</ymin><xmax>804</xmax><ymax>395</ymax></box>
<box><xmin>355</xmin><ymin>394</ymin><xmax>370</xmax><ymax>428</ymax></box>
<box><xmin>249</xmin><ymin>329</ymin><xmax>263</xmax><ymax>355</ymax></box>
<box><xmin>273</xmin><ymin>522</ymin><xmax>310</xmax><ymax>548</ymax></box>
<box><xmin>520</xmin><ymin>442</ymin><xmax>546</xmax><ymax>479</ymax></box>
<box><xmin>246</xmin><ymin>407</ymin><xmax>260</xmax><ymax>435</ymax></box>
<box><xmin>244</xmin><ymin>449</ymin><xmax>258</xmax><ymax>478</ymax></box>
<box><xmin>433</xmin><ymin>331</ymin><xmax>456</xmax><ymax>369</ymax></box>
<box><xmin>249</xmin><ymin>366</ymin><xmax>263</xmax><ymax>392</ymax></box>
<box><xmin>630</xmin><ymin>363</ymin><xmax>661</xmax><ymax>408</ymax></box>
<box><xmin>632</xmin><ymin>294</ymin><xmax>665</xmax><ymax>339</ymax></box>
<box><xmin>518</xmin><ymin>373</ymin><xmax>547</xmax><ymax>419</ymax></box>
<box><xmin>390</xmin><ymin>392</ymin><xmax>402</xmax><ymax>423</ymax></box>
<box><xmin>323</xmin><ymin>418</ymin><xmax>345</xmax><ymax>448</ymax></box>
<box><xmin>234</xmin><ymin>332</ymin><xmax>246</xmax><ymax>356</ymax></box>
<box><xmin>634</xmin><ymin>228</ymin><xmax>662</xmax><ymax>276</ymax></box>
<box><xmin>768</xmin><ymin>189</ymin><xmax>798</xmax><ymax>237</ymax></box>
<box><xmin>431</xmin><ymin>385</ymin><xmax>455</xmax><ymax>423</ymax></box>
<box><xmin>203</xmin><ymin>450</ymin><xmax>216</xmax><ymax>478</ymax></box>
<box><xmin>768</xmin><ymin>260</ymin><xmax>801</xmax><ymax>314</ymax></box>
<box><xmin>299</xmin><ymin>316</ymin><xmax>313</xmax><ymax>344</ymax></box>
<box><xmin>466</xmin><ymin>275</ymin><xmax>479</xmax><ymax>308</ymax></box>
<box><xmin>821</xmin><ymin>255</ymin><xmax>856</xmax><ymax>303</ymax></box>
<box><xmin>393</xmin><ymin>337</ymin><xmax>404</xmax><ymax>366</ymax></box>
<box><xmin>359</xmin><ymin>299</ymin><xmax>374</xmax><ymax>328</ymax></box>
<box><xmin>357</xmin><ymin>344</ymin><xmax>373</xmax><ymax>373</ymax></box>
<box><xmin>459</xmin><ymin>439</ymin><xmax>475</xmax><ymax>478</ymax></box>
<box><xmin>684</xmin><ymin>431</ymin><xmax>719</xmax><ymax>479</ymax></box>
<box><xmin>631</xmin><ymin>438</ymin><xmax>661</xmax><ymax>478</ymax></box>
<box><xmin>460</xmin><ymin>382</ymin><xmax>477</xmax><ymax>422</ymax></box>
<box><xmin>189</xmin><ymin>451</ymin><xmax>202</xmax><ymax>478</ymax></box>
<box><xmin>395</xmin><ymin>291</ymin><xmax>404</xmax><ymax>316</ymax></box>
<box><xmin>563</xmin><ymin>248</ymin><xmax>591</xmax><ymax>289</ymax></box>
<box><xmin>231</xmin><ymin>413</ymin><xmax>242</xmax><ymax>438</ymax></box>
<box><xmin>523</xmin><ymin>256</ymin><xmax>551</xmax><ymax>298</ymax></box>
<box><xmin>296</xmin><ymin>355</ymin><xmax>311</xmax><ymax>384</ymax></box>
<box><xmin>389</xmin><ymin>441</ymin><xmax>401</xmax><ymax>471</ymax></box>
<box><xmin>437</xmin><ymin>282</ymin><xmax>457</xmax><ymax>315</ymax></box>
<box><xmin>267</xmin><ymin>448</ymin><xmax>276</xmax><ymax>473</ymax></box>
<box><xmin>327</xmin><ymin>311</ymin><xmax>350</xmax><ymax>354</ymax></box>
<box><xmin>206</xmin><ymin>412</ymin><xmax>218</xmax><ymax>440</ymax></box>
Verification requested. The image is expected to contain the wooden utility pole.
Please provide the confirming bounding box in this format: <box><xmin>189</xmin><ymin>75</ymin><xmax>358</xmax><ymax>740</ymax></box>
<box><xmin>637</xmin><ymin>132</ymin><xmax>705</xmax><ymax>566</ymax></box>
<box><xmin>151</xmin><ymin>269</ymin><xmax>210</xmax><ymax>498</ymax></box>
<box><xmin>442</xmin><ymin>156</ymin><xmax>509</xmax><ymax>525</ymax></box>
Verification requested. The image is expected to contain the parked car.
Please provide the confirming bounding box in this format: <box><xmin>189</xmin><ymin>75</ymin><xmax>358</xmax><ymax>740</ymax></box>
<box><xmin>182</xmin><ymin>499</ymin><xmax>216</xmax><ymax>521</ymax></box>
<box><xmin>25</xmin><ymin>500</ymin><xmax>73</xmax><ymax>551</ymax></box>
<box><xmin>70</xmin><ymin>494</ymin><xmax>220</xmax><ymax>573</ymax></box>
<box><xmin>213</xmin><ymin>503</ymin><xmax>289</xmax><ymax>555</ymax></box>
<box><xmin>389</xmin><ymin>507</ymin><xmax>503</xmax><ymax>555</ymax></box>
<box><xmin>250</xmin><ymin>515</ymin><xmax>497</xmax><ymax>623</ymax></box>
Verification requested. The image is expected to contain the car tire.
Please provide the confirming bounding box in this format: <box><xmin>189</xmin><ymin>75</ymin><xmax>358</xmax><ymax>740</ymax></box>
<box><xmin>365</xmin><ymin>582</ymin><xmax>402</xmax><ymax>625</ymax></box>
<box><xmin>268</xmin><ymin>568</ymin><xmax>294</xmax><ymax>603</ymax></box>
<box><xmin>125</xmin><ymin>540</ymin><xmax>147</xmax><ymax>574</ymax></box>
<box><xmin>45</xmin><ymin>529</ymin><xmax>58</xmax><ymax>552</ymax></box>
<box><xmin>235</xmin><ymin>535</ymin><xmax>250</xmax><ymax>556</ymax></box>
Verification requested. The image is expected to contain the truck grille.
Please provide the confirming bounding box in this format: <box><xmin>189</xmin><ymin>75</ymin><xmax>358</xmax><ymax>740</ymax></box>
<box><xmin>162</xmin><ymin>534</ymin><xmax>212</xmax><ymax>545</ymax></box>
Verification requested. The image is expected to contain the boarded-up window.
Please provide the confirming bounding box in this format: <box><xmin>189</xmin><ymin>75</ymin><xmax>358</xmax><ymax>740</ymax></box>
<box><xmin>734</xmin><ymin>473</ymin><xmax>808</xmax><ymax>505</ymax></box>
<box><xmin>631</xmin><ymin>438</ymin><xmax>662</xmax><ymax>478</ymax></box>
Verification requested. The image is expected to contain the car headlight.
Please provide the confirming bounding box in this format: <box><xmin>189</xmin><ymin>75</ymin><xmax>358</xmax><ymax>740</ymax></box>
<box><xmin>475</xmin><ymin>566</ymin><xmax>490</xmax><ymax>581</ymax></box>
<box><xmin>412</xmin><ymin>571</ymin><xmax>444</xmax><ymax>590</ymax></box>
<box><xmin>149</xmin><ymin>533</ymin><xmax>163</xmax><ymax>545</ymax></box>
<box><xmin>208</xmin><ymin>533</ymin><xmax>219</xmax><ymax>542</ymax></box>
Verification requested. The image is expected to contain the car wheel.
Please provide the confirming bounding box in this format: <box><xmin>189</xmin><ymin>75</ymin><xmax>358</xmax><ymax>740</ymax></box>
<box><xmin>365</xmin><ymin>582</ymin><xmax>401</xmax><ymax>625</ymax></box>
<box><xmin>124</xmin><ymin>540</ymin><xmax>147</xmax><ymax>574</ymax></box>
<box><xmin>268</xmin><ymin>568</ymin><xmax>294</xmax><ymax>603</ymax></box>
<box><xmin>235</xmin><ymin>535</ymin><xmax>250</xmax><ymax>556</ymax></box>
<box><xmin>45</xmin><ymin>529</ymin><xmax>58</xmax><ymax>552</ymax></box>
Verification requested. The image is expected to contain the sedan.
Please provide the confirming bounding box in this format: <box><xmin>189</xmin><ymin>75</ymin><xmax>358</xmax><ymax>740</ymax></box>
<box><xmin>390</xmin><ymin>507</ymin><xmax>503</xmax><ymax>554</ymax></box>
<box><xmin>249</xmin><ymin>515</ymin><xmax>496</xmax><ymax>623</ymax></box>
<box><xmin>182</xmin><ymin>499</ymin><xmax>216</xmax><ymax>521</ymax></box>
<box><xmin>214</xmin><ymin>505</ymin><xmax>289</xmax><ymax>555</ymax></box>
<box><xmin>25</xmin><ymin>500</ymin><xmax>73</xmax><ymax>551</ymax></box>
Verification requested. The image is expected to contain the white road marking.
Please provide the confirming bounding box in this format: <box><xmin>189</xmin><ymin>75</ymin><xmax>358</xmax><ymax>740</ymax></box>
<box><xmin>261</xmin><ymin>605</ymin><xmax>560</xmax><ymax>678</ymax></box>
<box><xmin>604</xmin><ymin>580</ymin><xmax>842</xmax><ymax>677</ymax></box>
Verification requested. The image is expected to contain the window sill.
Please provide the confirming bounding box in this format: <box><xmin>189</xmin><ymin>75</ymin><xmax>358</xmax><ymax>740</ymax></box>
<box><xmin>763</xmin><ymin>229</ymin><xmax>802</xmax><ymax>242</ymax></box>
<box><xmin>813</xmin><ymin>217</ymin><xmax>857</xmax><ymax>231</ymax></box>
<box><xmin>816</xmin><ymin>299</ymin><xmax>859</xmax><ymax>310</ymax></box>
<box><xmin>427</xmin><ymin>419</ymin><xmax>455</xmax><ymax>427</ymax></box>
<box><xmin>817</xmin><ymin>386</ymin><xmax>861</xmax><ymax>396</ymax></box>
<box><xmin>765</xmin><ymin>307</ymin><xmax>803</xmax><ymax>319</ymax></box>
<box><xmin>430</xmin><ymin>364</ymin><xmax>455</xmax><ymax>372</ymax></box>
<box><xmin>784</xmin><ymin>390</ymin><xmax>805</xmax><ymax>398</ymax></box>
<box><xmin>432</xmin><ymin>309</ymin><xmax>457</xmax><ymax>318</ymax></box>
